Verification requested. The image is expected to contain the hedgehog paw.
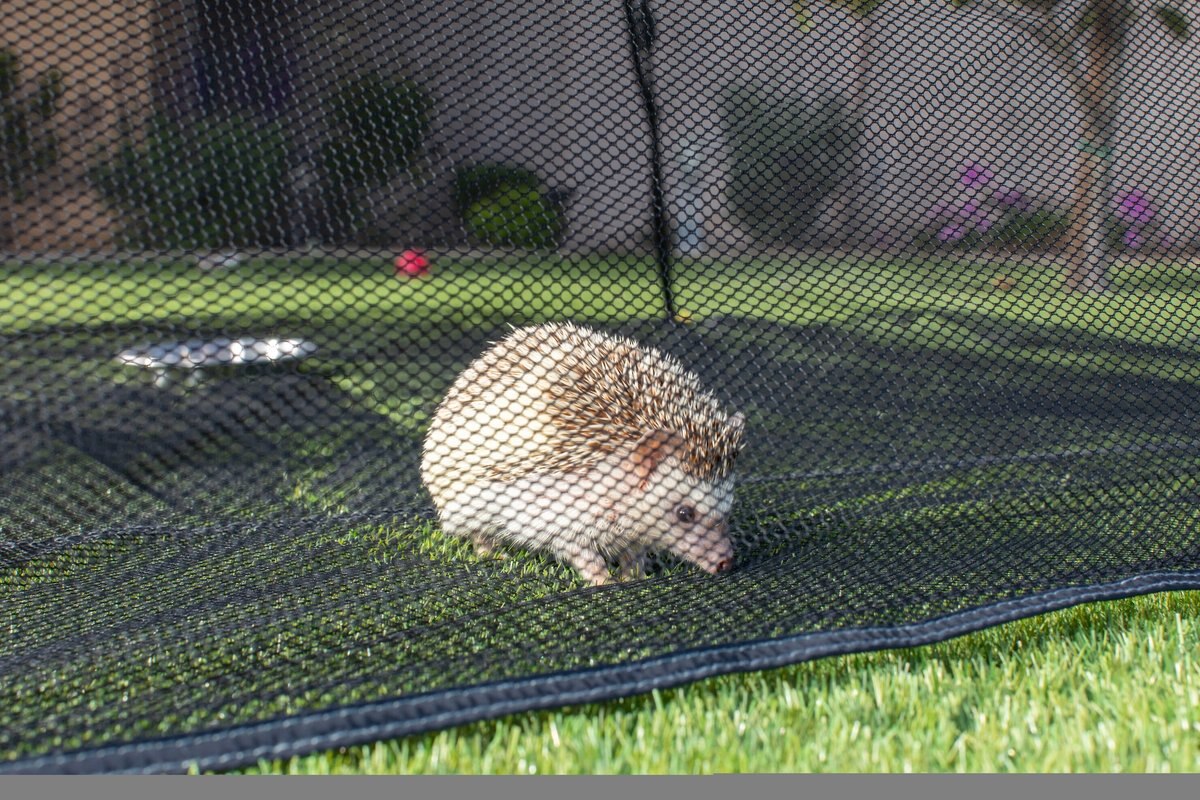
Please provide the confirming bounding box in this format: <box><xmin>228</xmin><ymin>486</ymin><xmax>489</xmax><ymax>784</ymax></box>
<box><xmin>568</xmin><ymin>550</ymin><xmax>612</xmax><ymax>587</ymax></box>
<box><xmin>472</xmin><ymin>534</ymin><xmax>507</xmax><ymax>560</ymax></box>
<box><xmin>616</xmin><ymin>548</ymin><xmax>647</xmax><ymax>581</ymax></box>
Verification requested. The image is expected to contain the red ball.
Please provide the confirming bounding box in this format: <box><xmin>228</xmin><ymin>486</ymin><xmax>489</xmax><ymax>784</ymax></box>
<box><xmin>395</xmin><ymin>249</ymin><xmax>430</xmax><ymax>277</ymax></box>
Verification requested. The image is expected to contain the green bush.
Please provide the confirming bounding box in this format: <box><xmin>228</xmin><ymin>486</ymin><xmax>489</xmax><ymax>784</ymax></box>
<box><xmin>452</xmin><ymin>163</ymin><xmax>543</xmax><ymax>215</ymax></box>
<box><xmin>988</xmin><ymin>208</ymin><xmax>1072</xmax><ymax>250</ymax></box>
<box><xmin>455</xmin><ymin>164</ymin><xmax>565</xmax><ymax>250</ymax></box>
<box><xmin>317</xmin><ymin>74</ymin><xmax>432</xmax><ymax>241</ymax></box>
<box><xmin>1</xmin><ymin>47</ymin><xmax>65</xmax><ymax>202</ymax></box>
<box><xmin>89</xmin><ymin>72</ymin><xmax>432</xmax><ymax>248</ymax></box>
<box><xmin>90</xmin><ymin>113</ymin><xmax>289</xmax><ymax>249</ymax></box>
<box><xmin>719</xmin><ymin>84</ymin><xmax>862</xmax><ymax>246</ymax></box>
<box><xmin>464</xmin><ymin>184</ymin><xmax>564</xmax><ymax>250</ymax></box>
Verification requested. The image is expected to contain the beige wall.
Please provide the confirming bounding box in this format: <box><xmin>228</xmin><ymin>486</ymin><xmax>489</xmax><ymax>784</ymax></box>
<box><xmin>2</xmin><ymin>0</ymin><xmax>154</xmax><ymax>250</ymax></box>
<box><xmin>321</xmin><ymin>0</ymin><xmax>1200</xmax><ymax>252</ymax></box>
<box><xmin>4</xmin><ymin>0</ymin><xmax>1199</xmax><ymax>254</ymax></box>
<box><xmin>280</xmin><ymin>0</ymin><xmax>655</xmax><ymax>251</ymax></box>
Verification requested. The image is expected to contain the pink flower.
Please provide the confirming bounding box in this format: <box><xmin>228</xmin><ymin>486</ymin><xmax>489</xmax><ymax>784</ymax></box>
<box><xmin>395</xmin><ymin>249</ymin><xmax>430</xmax><ymax>277</ymax></box>
<box><xmin>1115</xmin><ymin>190</ymin><xmax>1154</xmax><ymax>224</ymax></box>
<box><xmin>993</xmin><ymin>187</ymin><xmax>1030</xmax><ymax>211</ymax></box>
<box><xmin>938</xmin><ymin>223</ymin><xmax>967</xmax><ymax>242</ymax></box>
<box><xmin>1122</xmin><ymin>228</ymin><xmax>1144</xmax><ymax>249</ymax></box>
<box><xmin>959</xmin><ymin>161</ymin><xmax>995</xmax><ymax>189</ymax></box>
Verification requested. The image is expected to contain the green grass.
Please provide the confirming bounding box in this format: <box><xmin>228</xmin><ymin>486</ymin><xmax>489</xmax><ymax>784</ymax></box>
<box><xmin>3</xmin><ymin>250</ymin><xmax>1199</xmax><ymax>773</ymax></box>
<box><xmin>4</xmin><ymin>250</ymin><xmax>1198</xmax><ymax>341</ymax></box>
<box><xmin>243</xmin><ymin>590</ymin><xmax>1200</xmax><ymax>774</ymax></box>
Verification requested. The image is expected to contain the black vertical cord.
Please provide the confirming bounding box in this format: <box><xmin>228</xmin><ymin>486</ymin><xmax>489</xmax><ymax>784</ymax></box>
<box><xmin>622</xmin><ymin>0</ymin><xmax>676</xmax><ymax>322</ymax></box>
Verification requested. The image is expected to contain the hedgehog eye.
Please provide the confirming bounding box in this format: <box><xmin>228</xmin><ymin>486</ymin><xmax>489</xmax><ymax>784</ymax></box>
<box><xmin>674</xmin><ymin>503</ymin><xmax>696</xmax><ymax>524</ymax></box>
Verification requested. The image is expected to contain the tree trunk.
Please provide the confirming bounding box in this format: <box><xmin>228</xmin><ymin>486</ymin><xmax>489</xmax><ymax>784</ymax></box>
<box><xmin>1059</xmin><ymin>0</ymin><xmax>1130</xmax><ymax>292</ymax></box>
<box><xmin>826</xmin><ymin>9</ymin><xmax>872</xmax><ymax>249</ymax></box>
<box><xmin>0</xmin><ymin>196</ymin><xmax>13</xmax><ymax>249</ymax></box>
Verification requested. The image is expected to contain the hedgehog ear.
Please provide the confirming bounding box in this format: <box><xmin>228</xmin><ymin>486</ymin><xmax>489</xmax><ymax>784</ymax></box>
<box><xmin>628</xmin><ymin>429</ymin><xmax>684</xmax><ymax>490</ymax></box>
<box><xmin>730</xmin><ymin>412</ymin><xmax>746</xmax><ymax>438</ymax></box>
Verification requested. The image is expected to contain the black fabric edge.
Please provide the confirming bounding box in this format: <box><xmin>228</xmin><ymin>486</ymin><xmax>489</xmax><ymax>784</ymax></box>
<box><xmin>4</xmin><ymin>570</ymin><xmax>1199</xmax><ymax>775</ymax></box>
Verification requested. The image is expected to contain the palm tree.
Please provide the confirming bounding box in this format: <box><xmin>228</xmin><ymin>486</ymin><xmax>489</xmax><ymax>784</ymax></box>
<box><xmin>806</xmin><ymin>0</ymin><xmax>1191</xmax><ymax>292</ymax></box>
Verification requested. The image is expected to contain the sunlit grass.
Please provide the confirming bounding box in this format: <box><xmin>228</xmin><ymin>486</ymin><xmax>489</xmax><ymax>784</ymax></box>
<box><xmin>244</xmin><ymin>590</ymin><xmax>1200</xmax><ymax>773</ymax></box>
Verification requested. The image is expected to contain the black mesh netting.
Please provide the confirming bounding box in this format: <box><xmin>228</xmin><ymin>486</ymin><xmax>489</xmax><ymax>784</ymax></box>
<box><xmin>3</xmin><ymin>0</ymin><xmax>1200</xmax><ymax>774</ymax></box>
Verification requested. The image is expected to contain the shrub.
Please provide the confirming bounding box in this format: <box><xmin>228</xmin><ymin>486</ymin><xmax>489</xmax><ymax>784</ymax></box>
<box><xmin>90</xmin><ymin>113</ymin><xmax>289</xmax><ymax>249</ymax></box>
<box><xmin>464</xmin><ymin>184</ymin><xmax>564</xmax><ymax>250</ymax></box>
<box><xmin>454</xmin><ymin>164</ymin><xmax>565</xmax><ymax>250</ymax></box>
<box><xmin>719</xmin><ymin>83</ymin><xmax>862</xmax><ymax>246</ymax></box>
<box><xmin>1106</xmin><ymin>188</ymin><xmax>1173</xmax><ymax>253</ymax></box>
<box><xmin>919</xmin><ymin>162</ymin><xmax>1071</xmax><ymax>253</ymax></box>
<box><xmin>988</xmin><ymin>208</ymin><xmax>1072</xmax><ymax>250</ymax></box>
<box><xmin>452</xmin><ymin>163</ymin><xmax>543</xmax><ymax>215</ymax></box>
<box><xmin>316</xmin><ymin>74</ymin><xmax>432</xmax><ymax>241</ymax></box>
<box><xmin>1</xmin><ymin>47</ymin><xmax>65</xmax><ymax>202</ymax></box>
<box><xmin>921</xmin><ymin>162</ymin><xmax>1176</xmax><ymax>255</ymax></box>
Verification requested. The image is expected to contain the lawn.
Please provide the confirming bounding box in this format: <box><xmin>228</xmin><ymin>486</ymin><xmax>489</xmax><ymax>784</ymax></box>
<box><xmin>1</xmin><ymin>250</ymin><xmax>1198</xmax><ymax>773</ymax></box>
<box><xmin>243</xmin><ymin>590</ymin><xmax>1200</xmax><ymax>773</ymax></box>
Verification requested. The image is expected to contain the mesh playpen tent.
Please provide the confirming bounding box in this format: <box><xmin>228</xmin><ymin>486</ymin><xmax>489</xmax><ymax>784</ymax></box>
<box><xmin>2</xmin><ymin>0</ymin><xmax>1199</xmax><ymax>773</ymax></box>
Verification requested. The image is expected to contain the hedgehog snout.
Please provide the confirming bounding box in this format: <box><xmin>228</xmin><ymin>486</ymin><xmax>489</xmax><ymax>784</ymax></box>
<box><xmin>692</xmin><ymin>530</ymin><xmax>736</xmax><ymax>576</ymax></box>
<box><xmin>704</xmin><ymin>553</ymin><xmax>735</xmax><ymax>575</ymax></box>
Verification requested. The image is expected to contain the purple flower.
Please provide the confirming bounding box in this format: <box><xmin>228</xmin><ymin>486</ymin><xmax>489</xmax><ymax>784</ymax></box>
<box><xmin>993</xmin><ymin>187</ymin><xmax>1030</xmax><ymax>212</ymax></box>
<box><xmin>976</xmin><ymin>216</ymin><xmax>994</xmax><ymax>233</ymax></box>
<box><xmin>1115</xmin><ymin>189</ymin><xmax>1154</xmax><ymax>224</ymax></box>
<box><xmin>926</xmin><ymin>200</ymin><xmax>950</xmax><ymax>219</ymax></box>
<box><xmin>938</xmin><ymin>223</ymin><xmax>967</xmax><ymax>242</ymax></box>
<box><xmin>872</xmin><ymin>230</ymin><xmax>899</xmax><ymax>249</ymax></box>
<box><xmin>959</xmin><ymin>161</ymin><xmax>995</xmax><ymax>189</ymax></box>
<box><xmin>957</xmin><ymin>200</ymin><xmax>980</xmax><ymax>219</ymax></box>
<box><xmin>1122</xmin><ymin>227</ymin><xmax>1144</xmax><ymax>249</ymax></box>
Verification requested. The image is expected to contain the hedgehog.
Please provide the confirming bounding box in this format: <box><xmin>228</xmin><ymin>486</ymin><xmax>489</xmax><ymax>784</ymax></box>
<box><xmin>420</xmin><ymin>321</ymin><xmax>747</xmax><ymax>586</ymax></box>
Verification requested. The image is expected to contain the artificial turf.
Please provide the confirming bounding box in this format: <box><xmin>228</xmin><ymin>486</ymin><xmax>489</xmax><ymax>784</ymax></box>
<box><xmin>2</xmin><ymin>251</ymin><xmax>1197</xmax><ymax>773</ymax></box>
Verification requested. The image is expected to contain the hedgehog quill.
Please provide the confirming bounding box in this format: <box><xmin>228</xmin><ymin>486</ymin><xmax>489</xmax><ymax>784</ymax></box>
<box><xmin>421</xmin><ymin>322</ymin><xmax>746</xmax><ymax>586</ymax></box>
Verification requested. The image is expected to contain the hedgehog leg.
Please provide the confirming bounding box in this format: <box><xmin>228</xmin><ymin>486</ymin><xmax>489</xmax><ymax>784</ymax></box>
<box><xmin>472</xmin><ymin>533</ymin><xmax>507</xmax><ymax>560</ymax></box>
<box><xmin>566</xmin><ymin>548</ymin><xmax>612</xmax><ymax>586</ymax></box>
<box><xmin>616</xmin><ymin>547</ymin><xmax>647</xmax><ymax>581</ymax></box>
